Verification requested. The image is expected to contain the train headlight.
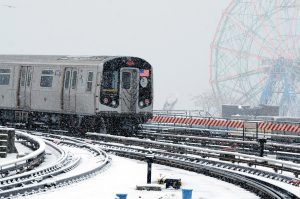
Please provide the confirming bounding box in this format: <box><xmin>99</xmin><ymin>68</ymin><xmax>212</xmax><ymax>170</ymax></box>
<box><xmin>140</xmin><ymin>77</ymin><xmax>148</xmax><ymax>88</ymax></box>
<box><xmin>139</xmin><ymin>101</ymin><xmax>144</xmax><ymax>107</ymax></box>
<box><xmin>111</xmin><ymin>100</ymin><xmax>116</xmax><ymax>106</ymax></box>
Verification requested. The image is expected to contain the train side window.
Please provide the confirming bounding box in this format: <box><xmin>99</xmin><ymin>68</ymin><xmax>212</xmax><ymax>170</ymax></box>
<box><xmin>86</xmin><ymin>71</ymin><xmax>93</xmax><ymax>91</ymax></box>
<box><xmin>0</xmin><ymin>69</ymin><xmax>11</xmax><ymax>85</ymax></box>
<box><xmin>27</xmin><ymin>72</ymin><xmax>32</xmax><ymax>87</ymax></box>
<box><xmin>40</xmin><ymin>70</ymin><xmax>54</xmax><ymax>87</ymax></box>
<box><xmin>20</xmin><ymin>69</ymin><xmax>26</xmax><ymax>86</ymax></box>
<box><xmin>64</xmin><ymin>71</ymin><xmax>71</xmax><ymax>89</ymax></box>
<box><xmin>71</xmin><ymin>71</ymin><xmax>77</xmax><ymax>89</ymax></box>
<box><xmin>122</xmin><ymin>72</ymin><xmax>131</xmax><ymax>89</ymax></box>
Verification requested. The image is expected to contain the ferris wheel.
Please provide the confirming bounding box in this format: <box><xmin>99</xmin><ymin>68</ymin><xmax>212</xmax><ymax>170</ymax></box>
<box><xmin>210</xmin><ymin>0</ymin><xmax>300</xmax><ymax>117</ymax></box>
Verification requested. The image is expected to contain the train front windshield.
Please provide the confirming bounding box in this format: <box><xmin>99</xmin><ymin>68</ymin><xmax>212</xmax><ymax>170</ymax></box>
<box><xmin>102</xmin><ymin>71</ymin><xmax>119</xmax><ymax>93</ymax></box>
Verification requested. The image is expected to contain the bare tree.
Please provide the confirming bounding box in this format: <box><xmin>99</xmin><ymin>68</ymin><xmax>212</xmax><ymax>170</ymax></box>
<box><xmin>192</xmin><ymin>90</ymin><xmax>221</xmax><ymax>117</ymax></box>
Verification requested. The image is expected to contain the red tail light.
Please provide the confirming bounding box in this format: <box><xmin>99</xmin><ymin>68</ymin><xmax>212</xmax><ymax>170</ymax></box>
<box><xmin>126</xmin><ymin>59</ymin><xmax>134</xmax><ymax>66</ymax></box>
<box><xmin>103</xmin><ymin>97</ymin><xmax>109</xmax><ymax>104</ymax></box>
<box><xmin>145</xmin><ymin>99</ymin><xmax>150</xmax><ymax>105</ymax></box>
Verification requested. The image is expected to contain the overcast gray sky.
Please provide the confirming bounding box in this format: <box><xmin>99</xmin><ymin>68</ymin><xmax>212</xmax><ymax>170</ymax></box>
<box><xmin>0</xmin><ymin>0</ymin><xmax>231</xmax><ymax>109</ymax></box>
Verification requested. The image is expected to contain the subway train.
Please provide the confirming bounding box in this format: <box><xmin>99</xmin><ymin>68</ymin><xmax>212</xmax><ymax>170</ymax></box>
<box><xmin>0</xmin><ymin>55</ymin><xmax>153</xmax><ymax>135</ymax></box>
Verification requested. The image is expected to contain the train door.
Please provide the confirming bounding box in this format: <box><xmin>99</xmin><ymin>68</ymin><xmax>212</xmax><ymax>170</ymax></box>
<box><xmin>120</xmin><ymin>68</ymin><xmax>139</xmax><ymax>113</ymax></box>
<box><xmin>19</xmin><ymin>66</ymin><xmax>33</xmax><ymax>109</ymax></box>
<box><xmin>63</xmin><ymin>68</ymin><xmax>77</xmax><ymax>112</ymax></box>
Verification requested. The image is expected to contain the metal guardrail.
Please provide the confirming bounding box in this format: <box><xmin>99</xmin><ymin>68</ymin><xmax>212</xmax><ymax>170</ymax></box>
<box><xmin>0</xmin><ymin>130</ymin><xmax>46</xmax><ymax>176</ymax></box>
<box><xmin>153</xmin><ymin>110</ymin><xmax>214</xmax><ymax>118</ymax></box>
<box><xmin>148</xmin><ymin>115</ymin><xmax>300</xmax><ymax>136</ymax></box>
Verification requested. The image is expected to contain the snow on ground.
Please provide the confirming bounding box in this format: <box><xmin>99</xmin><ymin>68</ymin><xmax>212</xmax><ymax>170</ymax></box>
<box><xmin>19</xmin><ymin>155</ymin><xmax>259</xmax><ymax>199</ymax></box>
<box><xmin>1</xmin><ymin>136</ymin><xmax>297</xmax><ymax>198</ymax></box>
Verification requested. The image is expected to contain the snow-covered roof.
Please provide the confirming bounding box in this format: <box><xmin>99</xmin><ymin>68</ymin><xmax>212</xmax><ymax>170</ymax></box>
<box><xmin>0</xmin><ymin>55</ymin><xmax>119</xmax><ymax>65</ymax></box>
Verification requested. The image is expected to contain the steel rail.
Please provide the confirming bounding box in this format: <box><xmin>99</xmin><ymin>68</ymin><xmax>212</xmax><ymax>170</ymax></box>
<box><xmin>86</xmin><ymin>133</ymin><xmax>300</xmax><ymax>183</ymax></box>
<box><xmin>0</xmin><ymin>130</ymin><xmax>46</xmax><ymax>177</ymax></box>
<box><xmin>93</xmin><ymin>139</ymin><xmax>298</xmax><ymax>199</ymax></box>
<box><xmin>27</xmin><ymin>132</ymin><xmax>299</xmax><ymax>198</ymax></box>
<box><xmin>136</xmin><ymin>130</ymin><xmax>300</xmax><ymax>163</ymax></box>
<box><xmin>87</xmin><ymin>133</ymin><xmax>300</xmax><ymax>171</ymax></box>
<box><xmin>0</xmin><ymin>133</ymin><xmax>110</xmax><ymax>198</ymax></box>
<box><xmin>138</xmin><ymin>129</ymin><xmax>300</xmax><ymax>152</ymax></box>
<box><xmin>95</xmin><ymin>140</ymin><xmax>298</xmax><ymax>184</ymax></box>
<box><xmin>0</xmin><ymin>138</ymin><xmax>81</xmax><ymax>196</ymax></box>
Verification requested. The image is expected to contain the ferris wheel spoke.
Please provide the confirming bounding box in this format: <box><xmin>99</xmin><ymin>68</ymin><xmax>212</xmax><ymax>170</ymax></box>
<box><xmin>220</xmin><ymin>84</ymin><xmax>245</xmax><ymax>99</ymax></box>
<box><xmin>215</xmin><ymin>67</ymin><xmax>267</xmax><ymax>83</ymax></box>
<box><xmin>286</xmin><ymin>2</ymin><xmax>299</xmax><ymax>58</ymax></box>
<box><xmin>290</xmin><ymin>12</ymin><xmax>300</xmax><ymax>57</ymax></box>
<box><xmin>250</xmin><ymin>0</ymin><xmax>289</xmax><ymax>57</ymax></box>
<box><xmin>271</xmin><ymin>0</ymin><xmax>297</xmax><ymax>58</ymax></box>
<box><xmin>237</xmin><ymin>77</ymin><xmax>267</xmax><ymax>104</ymax></box>
<box><xmin>290</xmin><ymin>35</ymin><xmax>300</xmax><ymax>58</ymax></box>
<box><xmin>211</xmin><ymin>44</ymin><xmax>268</xmax><ymax>61</ymax></box>
<box><xmin>277</xmin><ymin>0</ymin><xmax>296</xmax><ymax>59</ymax></box>
<box><xmin>211</xmin><ymin>0</ymin><xmax>300</xmax><ymax>116</ymax></box>
<box><xmin>224</xmin><ymin>12</ymin><xmax>282</xmax><ymax>59</ymax></box>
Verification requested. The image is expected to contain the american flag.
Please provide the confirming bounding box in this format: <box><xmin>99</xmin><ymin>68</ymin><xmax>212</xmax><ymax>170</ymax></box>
<box><xmin>139</xmin><ymin>69</ymin><xmax>149</xmax><ymax>77</ymax></box>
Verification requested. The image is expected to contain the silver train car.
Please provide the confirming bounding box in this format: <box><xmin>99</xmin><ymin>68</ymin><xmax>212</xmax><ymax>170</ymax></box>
<box><xmin>0</xmin><ymin>55</ymin><xmax>153</xmax><ymax>135</ymax></box>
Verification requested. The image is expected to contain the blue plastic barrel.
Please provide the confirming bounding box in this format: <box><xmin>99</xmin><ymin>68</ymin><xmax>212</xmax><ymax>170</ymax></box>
<box><xmin>116</xmin><ymin>193</ymin><xmax>127</xmax><ymax>199</ymax></box>
<box><xmin>182</xmin><ymin>189</ymin><xmax>193</xmax><ymax>199</ymax></box>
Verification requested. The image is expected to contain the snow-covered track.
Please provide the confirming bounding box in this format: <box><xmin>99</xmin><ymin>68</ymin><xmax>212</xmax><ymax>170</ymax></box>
<box><xmin>87</xmin><ymin>133</ymin><xmax>300</xmax><ymax>186</ymax></box>
<box><xmin>28</xmin><ymin>132</ymin><xmax>299</xmax><ymax>198</ymax></box>
<box><xmin>0</xmin><ymin>131</ymin><xmax>110</xmax><ymax>198</ymax></box>
<box><xmin>0</xmin><ymin>139</ymin><xmax>80</xmax><ymax>198</ymax></box>
<box><xmin>0</xmin><ymin>130</ymin><xmax>46</xmax><ymax>177</ymax></box>
<box><xmin>136</xmin><ymin>130</ymin><xmax>300</xmax><ymax>162</ymax></box>
<box><xmin>80</xmin><ymin>134</ymin><xmax>298</xmax><ymax>198</ymax></box>
<box><xmin>156</xmin><ymin>156</ymin><xmax>298</xmax><ymax>199</ymax></box>
<box><xmin>98</xmin><ymin>140</ymin><xmax>299</xmax><ymax>185</ymax></box>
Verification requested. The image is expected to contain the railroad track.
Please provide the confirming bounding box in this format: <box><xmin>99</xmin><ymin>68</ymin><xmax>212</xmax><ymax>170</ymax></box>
<box><xmin>107</xmin><ymin>146</ymin><xmax>298</xmax><ymax>198</ymax></box>
<box><xmin>0</xmin><ymin>131</ymin><xmax>46</xmax><ymax>178</ymax></box>
<box><xmin>28</xmin><ymin>130</ymin><xmax>300</xmax><ymax>186</ymax></box>
<box><xmin>3</xmin><ymin>125</ymin><xmax>300</xmax><ymax>198</ymax></box>
<box><xmin>0</xmin><ymin>130</ymin><xmax>110</xmax><ymax>198</ymax></box>
<box><xmin>35</xmin><ymin>132</ymin><xmax>299</xmax><ymax>199</ymax></box>
<box><xmin>136</xmin><ymin>129</ymin><xmax>300</xmax><ymax>162</ymax></box>
<box><xmin>86</xmin><ymin>133</ymin><xmax>300</xmax><ymax>179</ymax></box>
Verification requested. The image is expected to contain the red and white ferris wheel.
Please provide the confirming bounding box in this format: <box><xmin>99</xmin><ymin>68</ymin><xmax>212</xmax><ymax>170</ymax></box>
<box><xmin>210</xmin><ymin>0</ymin><xmax>300</xmax><ymax>117</ymax></box>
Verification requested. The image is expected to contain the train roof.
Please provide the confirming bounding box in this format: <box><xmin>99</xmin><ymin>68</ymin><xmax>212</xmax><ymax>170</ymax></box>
<box><xmin>0</xmin><ymin>55</ymin><xmax>122</xmax><ymax>65</ymax></box>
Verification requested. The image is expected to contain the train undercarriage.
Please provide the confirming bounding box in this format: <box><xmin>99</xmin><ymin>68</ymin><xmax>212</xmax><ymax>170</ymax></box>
<box><xmin>0</xmin><ymin>109</ymin><xmax>152</xmax><ymax>136</ymax></box>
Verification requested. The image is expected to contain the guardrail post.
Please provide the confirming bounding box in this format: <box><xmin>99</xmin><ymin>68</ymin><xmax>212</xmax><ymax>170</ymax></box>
<box><xmin>256</xmin><ymin>122</ymin><xmax>258</xmax><ymax>140</ymax></box>
<box><xmin>7</xmin><ymin>129</ymin><xmax>18</xmax><ymax>153</ymax></box>
<box><xmin>145</xmin><ymin>154</ymin><xmax>154</xmax><ymax>184</ymax></box>
<box><xmin>258</xmin><ymin>138</ymin><xmax>267</xmax><ymax>157</ymax></box>
<box><xmin>242</xmin><ymin>124</ymin><xmax>245</xmax><ymax>141</ymax></box>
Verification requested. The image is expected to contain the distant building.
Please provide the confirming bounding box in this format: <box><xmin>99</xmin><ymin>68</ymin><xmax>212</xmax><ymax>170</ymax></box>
<box><xmin>222</xmin><ymin>104</ymin><xmax>279</xmax><ymax>118</ymax></box>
